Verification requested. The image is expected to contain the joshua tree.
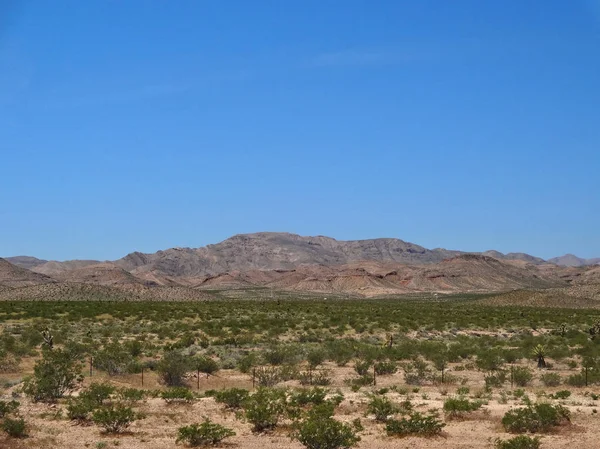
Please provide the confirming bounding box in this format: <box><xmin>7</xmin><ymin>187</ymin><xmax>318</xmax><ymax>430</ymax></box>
<box><xmin>558</xmin><ymin>323</ymin><xmax>568</xmax><ymax>337</ymax></box>
<box><xmin>533</xmin><ymin>345</ymin><xmax>546</xmax><ymax>369</ymax></box>
<box><xmin>41</xmin><ymin>328</ymin><xmax>54</xmax><ymax>349</ymax></box>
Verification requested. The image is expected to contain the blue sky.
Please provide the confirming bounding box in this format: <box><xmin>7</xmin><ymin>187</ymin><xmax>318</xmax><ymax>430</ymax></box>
<box><xmin>1</xmin><ymin>1</ymin><xmax>599</xmax><ymax>261</ymax></box>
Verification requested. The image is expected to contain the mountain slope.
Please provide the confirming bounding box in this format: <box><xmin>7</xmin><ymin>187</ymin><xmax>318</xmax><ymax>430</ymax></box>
<box><xmin>116</xmin><ymin>232</ymin><xmax>468</xmax><ymax>277</ymax></box>
<box><xmin>0</xmin><ymin>258</ymin><xmax>56</xmax><ymax>288</ymax></box>
<box><xmin>548</xmin><ymin>254</ymin><xmax>600</xmax><ymax>267</ymax></box>
<box><xmin>5</xmin><ymin>256</ymin><xmax>48</xmax><ymax>270</ymax></box>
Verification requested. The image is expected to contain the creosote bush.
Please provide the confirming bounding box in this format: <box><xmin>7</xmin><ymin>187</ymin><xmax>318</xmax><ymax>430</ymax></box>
<box><xmin>213</xmin><ymin>388</ymin><xmax>249</xmax><ymax>409</ymax></box>
<box><xmin>292</xmin><ymin>407</ymin><xmax>360</xmax><ymax>449</ymax></box>
<box><xmin>2</xmin><ymin>416</ymin><xmax>27</xmax><ymax>438</ymax></box>
<box><xmin>157</xmin><ymin>351</ymin><xmax>190</xmax><ymax>387</ymax></box>
<box><xmin>366</xmin><ymin>395</ymin><xmax>398</xmax><ymax>422</ymax></box>
<box><xmin>495</xmin><ymin>435</ymin><xmax>541</xmax><ymax>449</ymax></box>
<box><xmin>176</xmin><ymin>418</ymin><xmax>235</xmax><ymax>447</ymax></box>
<box><xmin>502</xmin><ymin>403</ymin><xmax>570</xmax><ymax>433</ymax></box>
<box><xmin>241</xmin><ymin>387</ymin><xmax>287</xmax><ymax>432</ymax></box>
<box><xmin>22</xmin><ymin>347</ymin><xmax>83</xmax><ymax>402</ymax></box>
<box><xmin>443</xmin><ymin>397</ymin><xmax>484</xmax><ymax>419</ymax></box>
<box><xmin>385</xmin><ymin>411</ymin><xmax>445</xmax><ymax>437</ymax></box>
<box><xmin>92</xmin><ymin>403</ymin><xmax>144</xmax><ymax>433</ymax></box>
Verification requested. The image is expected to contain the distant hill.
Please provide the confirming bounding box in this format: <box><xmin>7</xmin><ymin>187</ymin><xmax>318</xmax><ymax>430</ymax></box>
<box><xmin>0</xmin><ymin>258</ymin><xmax>56</xmax><ymax>288</ymax></box>
<box><xmin>5</xmin><ymin>256</ymin><xmax>47</xmax><ymax>270</ymax></box>
<box><xmin>2</xmin><ymin>232</ymin><xmax>597</xmax><ymax>299</ymax></box>
<box><xmin>548</xmin><ymin>254</ymin><xmax>600</xmax><ymax>267</ymax></box>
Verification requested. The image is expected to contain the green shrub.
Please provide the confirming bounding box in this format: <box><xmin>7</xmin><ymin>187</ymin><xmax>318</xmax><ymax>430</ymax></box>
<box><xmin>292</xmin><ymin>413</ymin><xmax>360</xmax><ymax>449</ymax></box>
<box><xmin>502</xmin><ymin>403</ymin><xmax>570</xmax><ymax>433</ymax></box>
<box><xmin>93</xmin><ymin>343</ymin><xmax>130</xmax><ymax>376</ymax></box>
<box><xmin>443</xmin><ymin>397</ymin><xmax>484</xmax><ymax>419</ymax></box>
<box><xmin>306</xmin><ymin>348</ymin><xmax>327</xmax><ymax>368</ymax></box>
<box><xmin>289</xmin><ymin>387</ymin><xmax>329</xmax><ymax>408</ymax></box>
<box><xmin>403</xmin><ymin>358</ymin><xmax>431</xmax><ymax>385</ymax></box>
<box><xmin>549</xmin><ymin>390</ymin><xmax>571</xmax><ymax>400</ymax></box>
<box><xmin>298</xmin><ymin>369</ymin><xmax>332</xmax><ymax>386</ymax></box>
<box><xmin>495</xmin><ymin>435</ymin><xmax>541</xmax><ymax>449</ymax></box>
<box><xmin>485</xmin><ymin>371</ymin><xmax>507</xmax><ymax>388</ymax></box>
<box><xmin>192</xmin><ymin>356</ymin><xmax>219</xmax><ymax>378</ymax></box>
<box><xmin>242</xmin><ymin>387</ymin><xmax>287</xmax><ymax>432</ymax></box>
<box><xmin>117</xmin><ymin>387</ymin><xmax>146</xmax><ymax>403</ymax></box>
<box><xmin>540</xmin><ymin>373</ymin><xmax>561</xmax><ymax>387</ymax></box>
<box><xmin>566</xmin><ymin>373</ymin><xmax>586</xmax><ymax>387</ymax></box>
<box><xmin>161</xmin><ymin>387</ymin><xmax>194</xmax><ymax>404</ymax></box>
<box><xmin>375</xmin><ymin>361</ymin><xmax>397</xmax><ymax>376</ymax></box>
<box><xmin>22</xmin><ymin>348</ymin><xmax>83</xmax><ymax>402</ymax></box>
<box><xmin>354</xmin><ymin>360</ymin><xmax>371</xmax><ymax>376</ymax></box>
<box><xmin>0</xmin><ymin>400</ymin><xmax>19</xmax><ymax>418</ymax></box>
<box><xmin>385</xmin><ymin>411</ymin><xmax>445</xmax><ymax>437</ymax></box>
<box><xmin>2</xmin><ymin>416</ymin><xmax>27</xmax><ymax>438</ymax></box>
<box><xmin>366</xmin><ymin>395</ymin><xmax>398</xmax><ymax>422</ymax></box>
<box><xmin>512</xmin><ymin>367</ymin><xmax>533</xmax><ymax>387</ymax></box>
<box><xmin>157</xmin><ymin>351</ymin><xmax>190</xmax><ymax>387</ymax></box>
<box><xmin>92</xmin><ymin>403</ymin><xmax>143</xmax><ymax>433</ymax></box>
<box><xmin>213</xmin><ymin>388</ymin><xmax>249</xmax><ymax>409</ymax></box>
<box><xmin>254</xmin><ymin>366</ymin><xmax>282</xmax><ymax>387</ymax></box>
<box><xmin>176</xmin><ymin>418</ymin><xmax>235</xmax><ymax>446</ymax></box>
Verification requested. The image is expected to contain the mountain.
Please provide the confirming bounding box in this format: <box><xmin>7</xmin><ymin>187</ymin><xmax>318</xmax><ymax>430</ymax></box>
<box><xmin>5</xmin><ymin>256</ymin><xmax>48</xmax><ymax>270</ymax></box>
<box><xmin>548</xmin><ymin>254</ymin><xmax>600</xmax><ymax>267</ymax></box>
<box><xmin>0</xmin><ymin>258</ymin><xmax>56</xmax><ymax>288</ymax></box>
<box><xmin>2</xmin><ymin>232</ymin><xmax>595</xmax><ymax>299</ymax></box>
<box><xmin>115</xmin><ymin>232</ymin><xmax>549</xmax><ymax>278</ymax></box>
<box><xmin>32</xmin><ymin>260</ymin><xmax>102</xmax><ymax>276</ymax></box>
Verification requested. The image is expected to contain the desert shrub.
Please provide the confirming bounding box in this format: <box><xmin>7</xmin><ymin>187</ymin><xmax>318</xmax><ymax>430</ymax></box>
<box><xmin>93</xmin><ymin>342</ymin><xmax>130</xmax><ymax>375</ymax></box>
<box><xmin>157</xmin><ymin>350</ymin><xmax>190</xmax><ymax>386</ymax></box>
<box><xmin>254</xmin><ymin>366</ymin><xmax>282</xmax><ymax>387</ymax></box>
<box><xmin>366</xmin><ymin>395</ymin><xmax>398</xmax><ymax>422</ymax></box>
<box><xmin>67</xmin><ymin>384</ymin><xmax>114</xmax><ymax>422</ymax></box>
<box><xmin>192</xmin><ymin>356</ymin><xmax>219</xmax><ymax>378</ymax></box>
<box><xmin>22</xmin><ymin>348</ymin><xmax>83</xmax><ymax>402</ymax></box>
<box><xmin>263</xmin><ymin>345</ymin><xmax>298</xmax><ymax>366</ymax></box>
<box><xmin>0</xmin><ymin>352</ymin><xmax>19</xmax><ymax>373</ymax></box>
<box><xmin>161</xmin><ymin>387</ymin><xmax>195</xmax><ymax>404</ymax></box>
<box><xmin>176</xmin><ymin>418</ymin><xmax>235</xmax><ymax>447</ymax></box>
<box><xmin>0</xmin><ymin>400</ymin><xmax>19</xmax><ymax>418</ymax></box>
<box><xmin>403</xmin><ymin>358</ymin><xmax>431</xmax><ymax>385</ymax></box>
<box><xmin>354</xmin><ymin>360</ymin><xmax>371</xmax><ymax>376</ymax></box>
<box><xmin>443</xmin><ymin>397</ymin><xmax>483</xmax><ymax>419</ymax></box>
<box><xmin>385</xmin><ymin>411</ymin><xmax>445</xmax><ymax>437</ymax></box>
<box><xmin>298</xmin><ymin>369</ymin><xmax>332</xmax><ymax>386</ymax></box>
<box><xmin>325</xmin><ymin>341</ymin><xmax>354</xmax><ymax>367</ymax></box>
<box><xmin>566</xmin><ymin>373</ymin><xmax>586</xmax><ymax>387</ymax></box>
<box><xmin>375</xmin><ymin>361</ymin><xmax>397</xmax><ymax>375</ymax></box>
<box><xmin>117</xmin><ymin>387</ymin><xmax>146</xmax><ymax>403</ymax></box>
<box><xmin>485</xmin><ymin>371</ymin><xmax>507</xmax><ymax>388</ymax></box>
<box><xmin>540</xmin><ymin>373</ymin><xmax>561</xmax><ymax>387</ymax></box>
<box><xmin>92</xmin><ymin>403</ymin><xmax>143</xmax><ymax>433</ymax></box>
<box><xmin>495</xmin><ymin>435</ymin><xmax>541</xmax><ymax>449</ymax></box>
<box><xmin>237</xmin><ymin>352</ymin><xmax>258</xmax><ymax>374</ymax></box>
<box><xmin>502</xmin><ymin>403</ymin><xmax>570</xmax><ymax>433</ymax></box>
<box><xmin>289</xmin><ymin>387</ymin><xmax>329</xmax><ymax>407</ymax></box>
<box><xmin>549</xmin><ymin>390</ymin><xmax>571</xmax><ymax>400</ymax></box>
<box><xmin>2</xmin><ymin>416</ymin><xmax>27</xmax><ymax>438</ymax></box>
<box><xmin>292</xmin><ymin>411</ymin><xmax>360</xmax><ymax>449</ymax></box>
<box><xmin>213</xmin><ymin>388</ymin><xmax>249</xmax><ymax>409</ymax></box>
<box><xmin>242</xmin><ymin>387</ymin><xmax>287</xmax><ymax>432</ymax></box>
<box><xmin>513</xmin><ymin>367</ymin><xmax>534</xmax><ymax>387</ymax></box>
<box><xmin>306</xmin><ymin>348</ymin><xmax>327</xmax><ymax>368</ymax></box>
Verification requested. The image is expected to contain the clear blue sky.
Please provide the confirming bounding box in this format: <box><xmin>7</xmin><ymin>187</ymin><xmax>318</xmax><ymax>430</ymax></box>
<box><xmin>1</xmin><ymin>1</ymin><xmax>599</xmax><ymax>261</ymax></box>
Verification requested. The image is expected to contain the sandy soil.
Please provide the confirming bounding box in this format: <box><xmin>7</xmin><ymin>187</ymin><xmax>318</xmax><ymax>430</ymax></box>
<box><xmin>1</xmin><ymin>362</ymin><xmax>598</xmax><ymax>449</ymax></box>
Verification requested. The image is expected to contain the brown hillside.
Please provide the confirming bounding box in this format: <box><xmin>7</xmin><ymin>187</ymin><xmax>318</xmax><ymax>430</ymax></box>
<box><xmin>0</xmin><ymin>258</ymin><xmax>56</xmax><ymax>288</ymax></box>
